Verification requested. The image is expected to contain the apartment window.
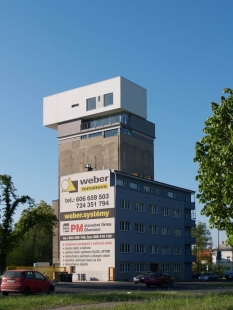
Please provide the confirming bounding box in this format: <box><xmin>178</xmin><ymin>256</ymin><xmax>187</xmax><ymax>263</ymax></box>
<box><xmin>130</xmin><ymin>182</ymin><xmax>138</xmax><ymax>190</ymax></box>
<box><xmin>135</xmin><ymin>244</ymin><xmax>145</xmax><ymax>254</ymax></box>
<box><xmin>173</xmin><ymin>228</ymin><xmax>181</xmax><ymax>236</ymax></box>
<box><xmin>135</xmin><ymin>223</ymin><xmax>145</xmax><ymax>233</ymax></box>
<box><xmin>162</xmin><ymin>207</ymin><xmax>170</xmax><ymax>216</ymax></box>
<box><xmin>117</xmin><ymin>179</ymin><xmax>125</xmax><ymax>187</ymax></box>
<box><xmin>162</xmin><ymin>227</ymin><xmax>170</xmax><ymax>235</ymax></box>
<box><xmin>149</xmin><ymin>225</ymin><xmax>158</xmax><ymax>234</ymax></box>
<box><xmin>174</xmin><ymin>247</ymin><xmax>181</xmax><ymax>255</ymax></box>
<box><xmin>135</xmin><ymin>263</ymin><xmax>145</xmax><ymax>272</ymax></box>
<box><xmin>149</xmin><ymin>245</ymin><xmax>158</xmax><ymax>254</ymax></box>
<box><xmin>81</xmin><ymin>135</ymin><xmax>87</xmax><ymax>140</ymax></box>
<box><xmin>104</xmin><ymin>93</ymin><xmax>113</xmax><ymax>106</ymax></box>
<box><xmin>89</xmin><ymin>132</ymin><xmax>102</xmax><ymax>138</ymax></box>
<box><xmin>144</xmin><ymin>186</ymin><xmax>152</xmax><ymax>193</ymax></box>
<box><xmin>120</xmin><ymin>263</ymin><xmax>131</xmax><ymax>273</ymax></box>
<box><xmin>120</xmin><ymin>221</ymin><xmax>130</xmax><ymax>231</ymax></box>
<box><xmin>135</xmin><ymin>202</ymin><xmax>145</xmax><ymax>212</ymax></box>
<box><xmin>162</xmin><ymin>246</ymin><xmax>170</xmax><ymax>255</ymax></box>
<box><xmin>86</xmin><ymin>97</ymin><xmax>96</xmax><ymax>111</ymax></box>
<box><xmin>173</xmin><ymin>264</ymin><xmax>181</xmax><ymax>272</ymax></box>
<box><xmin>149</xmin><ymin>205</ymin><xmax>158</xmax><ymax>214</ymax></box>
<box><xmin>162</xmin><ymin>264</ymin><xmax>170</xmax><ymax>272</ymax></box>
<box><xmin>168</xmin><ymin>191</ymin><xmax>176</xmax><ymax>199</ymax></box>
<box><xmin>120</xmin><ymin>244</ymin><xmax>131</xmax><ymax>253</ymax></box>
<box><xmin>120</xmin><ymin>200</ymin><xmax>131</xmax><ymax>210</ymax></box>
<box><xmin>173</xmin><ymin>209</ymin><xmax>181</xmax><ymax>218</ymax></box>
<box><xmin>156</xmin><ymin>189</ymin><xmax>161</xmax><ymax>195</ymax></box>
<box><xmin>121</xmin><ymin>128</ymin><xmax>131</xmax><ymax>135</ymax></box>
<box><xmin>184</xmin><ymin>195</ymin><xmax>189</xmax><ymax>201</ymax></box>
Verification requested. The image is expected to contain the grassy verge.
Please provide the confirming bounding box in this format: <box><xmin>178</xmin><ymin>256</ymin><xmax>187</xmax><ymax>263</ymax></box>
<box><xmin>0</xmin><ymin>291</ymin><xmax>233</xmax><ymax>310</ymax></box>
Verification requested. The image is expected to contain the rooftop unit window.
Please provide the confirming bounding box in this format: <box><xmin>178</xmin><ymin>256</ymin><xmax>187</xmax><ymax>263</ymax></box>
<box><xmin>104</xmin><ymin>93</ymin><xmax>113</xmax><ymax>106</ymax></box>
<box><xmin>86</xmin><ymin>97</ymin><xmax>96</xmax><ymax>111</ymax></box>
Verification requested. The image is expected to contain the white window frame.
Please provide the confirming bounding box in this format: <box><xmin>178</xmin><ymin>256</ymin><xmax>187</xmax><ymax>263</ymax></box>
<box><xmin>149</xmin><ymin>225</ymin><xmax>158</xmax><ymax>234</ymax></box>
<box><xmin>135</xmin><ymin>263</ymin><xmax>145</xmax><ymax>272</ymax></box>
<box><xmin>120</xmin><ymin>221</ymin><xmax>130</xmax><ymax>231</ymax></box>
<box><xmin>144</xmin><ymin>186</ymin><xmax>152</xmax><ymax>193</ymax></box>
<box><xmin>162</xmin><ymin>226</ymin><xmax>170</xmax><ymax>235</ymax></box>
<box><xmin>130</xmin><ymin>182</ymin><xmax>138</xmax><ymax>190</ymax></box>
<box><xmin>135</xmin><ymin>223</ymin><xmax>145</xmax><ymax>233</ymax></box>
<box><xmin>149</xmin><ymin>205</ymin><xmax>158</xmax><ymax>214</ymax></box>
<box><xmin>162</xmin><ymin>263</ymin><xmax>170</xmax><ymax>272</ymax></box>
<box><xmin>120</xmin><ymin>263</ymin><xmax>131</xmax><ymax>273</ymax></box>
<box><xmin>173</xmin><ymin>228</ymin><xmax>181</xmax><ymax>236</ymax></box>
<box><xmin>121</xmin><ymin>200</ymin><xmax>131</xmax><ymax>210</ymax></box>
<box><xmin>162</xmin><ymin>207</ymin><xmax>170</xmax><ymax>216</ymax></box>
<box><xmin>168</xmin><ymin>191</ymin><xmax>176</xmax><ymax>199</ymax></box>
<box><xmin>173</xmin><ymin>263</ymin><xmax>181</xmax><ymax>272</ymax></box>
<box><xmin>149</xmin><ymin>245</ymin><xmax>158</xmax><ymax>254</ymax></box>
<box><xmin>120</xmin><ymin>244</ymin><xmax>131</xmax><ymax>253</ymax></box>
<box><xmin>174</xmin><ymin>247</ymin><xmax>181</xmax><ymax>255</ymax></box>
<box><xmin>135</xmin><ymin>202</ymin><xmax>145</xmax><ymax>212</ymax></box>
<box><xmin>135</xmin><ymin>244</ymin><xmax>145</xmax><ymax>254</ymax></box>
<box><xmin>162</xmin><ymin>246</ymin><xmax>170</xmax><ymax>255</ymax></box>
<box><xmin>173</xmin><ymin>209</ymin><xmax>181</xmax><ymax>218</ymax></box>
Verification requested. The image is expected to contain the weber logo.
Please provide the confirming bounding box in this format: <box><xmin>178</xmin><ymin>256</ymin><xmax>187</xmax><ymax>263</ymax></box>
<box><xmin>80</xmin><ymin>176</ymin><xmax>109</xmax><ymax>185</ymax></box>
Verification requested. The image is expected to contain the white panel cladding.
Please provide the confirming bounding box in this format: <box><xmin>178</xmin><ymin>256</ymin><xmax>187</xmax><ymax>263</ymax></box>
<box><xmin>43</xmin><ymin>76</ymin><xmax>147</xmax><ymax>129</ymax></box>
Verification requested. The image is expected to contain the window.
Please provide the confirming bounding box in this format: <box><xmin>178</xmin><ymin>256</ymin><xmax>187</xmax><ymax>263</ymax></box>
<box><xmin>104</xmin><ymin>93</ymin><xmax>113</xmax><ymax>106</ymax></box>
<box><xmin>120</xmin><ymin>263</ymin><xmax>131</xmax><ymax>273</ymax></box>
<box><xmin>149</xmin><ymin>245</ymin><xmax>158</xmax><ymax>254</ymax></box>
<box><xmin>144</xmin><ymin>186</ymin><xmax>152</xmax><ymax>193</ymax></box>
<box><xmin>149</xmin><ymin>205</ymin><xmax>158</xmax><ymax>214</ymax></box>
<box><xmin>89</xmin><ymin>132</ymin><xmax>102</xmax><ymax>138</ymax></box>
<box><xmin>104</xmin><ymin>129</ymin><xmax>118</xmax><ymax>138</ymax></box>
<box><xmin>135</xmin><ymin>244</ymin><xmax>145</xmax><ymax>254</ymax></box>
<box><xmin>173</xmin><ymin>264</ymin><xmax>181</xmax><ymax>272</ymax></box>
<box><xmin>120</xmin><ymin>244</ymin><xmax>131</xmax><ymax>253</ymax></box>
<box><xmin>121</xmin><ymin>128</ymin><xmax>131</xmax><ymax>135</ymax></box>
<box><xmin>121</xmin><ymin>200</ymin><xmax>131</xmax><ymax>210</ymax></box>
<box><xmin>86</xmin><ymin>97</ymin><xmax>96</xmax><ymax>111</ymax></box>
<box><xmin>162</xmin><ymin>246</ymin><xmax>170</xmax><ymax>255</ymax></box>
<box><xmin>135</xmin><ymin>223</ymin><xmax>145</xmax><ymax>233</ymax></box>
<box><xmin>173</xmin><ymin>209</ymin><xmax>181</xmax><ymax>218</ymax></box>
<box><xmin>135</xmin><ymin>202</ymin><xmax>145</xmax><ymax>212</ymax></box>
<box><xmin>162</xmin><ymin>264</ymin><xmax>170</xmax><ymax>272</ymax></box>
<box><xmin>174</xmin><ymin>247</ymin><xmax>181</xmax><ymax>255</ymax></box>
<box><xmin>120</xmin><ymin>221</ymin><xmax>130</xmax><ymax>231</ymax></box>
<box><xmin>34</xmin><ymin>271</ymin><xmax>45</xmax><ymax>280</ymax></box>
<box><xmin>156</xmin><ymin>189</ymin><xmax>161</xmax><ymax>195</ymax></box>
<box><xmin>162</xmin><ymin>226</ymin><xmax>170</xmax><ymax>235</ymax></box>
<box><xmin>149</xmin><ymin>225</ymin><xmax>158</xmax><ymax>234</ymax></box>
<box><xmin>173</xmin><ymin>228</ymin><xmax>181</xmax><ymax>236</ymax></box>
<box><xmin>168</xmin><ymin>191</ymin><xmax>176</xmax><ymax>198</ymax></box>
<box><xmin>184</xmin><ymin>195</ymin><xmax>189</xmax><ymax>201</ymax></box>
<box><xmin>81</xmin><ymin>135</ymin><xmax>87</xmax><ymax>140</ymax></box>
<box><xmin>162</xmin><ymin>207</ymin><xmax>170</xmax><ymax>216</ymax></box>
<box><xmin>130</xmin><ymin>182</ymin><xmax>138</xmax><ymax>190</ymax></box>
<box><xmin>71</xmin><ymin>266</ymin><xmax>76</xmax><ymax>273</ymax></box>
<box><xmin>117</xmin><ymin>179</ymin><xmax>125</xmax><ymax>187</ymax></box>
<box><xmin>135</xmin><ymin>263</ymin><xmax>145</xmax><ymax>272</ymax></box>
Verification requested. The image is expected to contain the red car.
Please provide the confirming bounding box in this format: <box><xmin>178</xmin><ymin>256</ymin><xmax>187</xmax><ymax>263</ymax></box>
<box><xmin>144</xmin><ymin>272</ymin><xmax>174</xmax><ymax>288</ymax></box>
<box><xmin>1</xmin><ymin>270</ymin><xmax>55</xmax><ymax>296</ymax></box>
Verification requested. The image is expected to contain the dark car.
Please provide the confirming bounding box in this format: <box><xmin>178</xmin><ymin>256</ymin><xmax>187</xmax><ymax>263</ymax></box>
<box><xmin>192</xmin><ymin>272</ymin><xmax>202</xmax><ymax>279</ymax></box>
<box><xmin>225</xmin><ymin>270</ymin><xmax>233</xmax><ymax>280</ymax></box>
<box><xmin>144</xmin><ymin>272</ymin><xmax>174</xmax><ymax>288</ymax></box>
<box><xmin>133</xmin><ymin>272</ymin><xmax>151</xmax><ymax>284</ymax></box>
<box><xmin>1</xmin><ymin>270</ymin><xmax>55</xmax><ymax>296</ymax></box>
<box><xmin>198</xmin><ymin>272</ymin><xmax>218</xmax><ymax>281</ymax></box>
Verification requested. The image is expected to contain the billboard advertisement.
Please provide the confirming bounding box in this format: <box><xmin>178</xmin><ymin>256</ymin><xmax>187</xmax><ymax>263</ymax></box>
<box><xmin>60</xmin><ymin>170</ymin><xmax>115</xmax><ymax>280</ymax></box>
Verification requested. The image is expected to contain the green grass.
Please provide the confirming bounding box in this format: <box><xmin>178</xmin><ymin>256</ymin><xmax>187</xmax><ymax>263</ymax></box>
<box><xmin>1</xmin><ymin>291</ymin><xmax>233</xmax><ymax>310</ymax></box>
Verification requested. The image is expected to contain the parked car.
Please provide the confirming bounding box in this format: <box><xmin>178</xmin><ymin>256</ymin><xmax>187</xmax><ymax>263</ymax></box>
<box><xmin>133</xmin><ymin>272</ymin><xmax>151</xmax><ymax>284</ymax></box>
<box><xmin>144</xmin><ymin>272</ymin><xmax>174</xmax><ymax>288</ymax></box>
<box><xmin>225</xmin><ymin>270</ymin><xmax>233</xmax><ymax>280</ymax></box>
<box><xmin>1</xmin><ymin>270</ymin><xmax>55</xmax><ymax>296</ymax></box>
<box><xmin>198</xmin><ymin>272</ymin><xmax>218</xmax><ymax>281</ymax></box>
<box><xmin>192</xmin><ymin>272</ymin><xmax>202</xmax><ymax>279</ymax></box>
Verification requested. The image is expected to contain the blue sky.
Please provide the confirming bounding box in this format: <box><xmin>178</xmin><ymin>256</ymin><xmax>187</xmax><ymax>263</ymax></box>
<box><xmin>1</xmin><ymin>0</ymin><xmax>232</xmax><ymax>247</ymax></box>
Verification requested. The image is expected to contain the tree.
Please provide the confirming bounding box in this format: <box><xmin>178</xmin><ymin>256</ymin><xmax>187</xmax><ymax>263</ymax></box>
<box><xmin>194</xmin><ymin>88</ymin><xmax>233</xmax><ymax>236</ymax></box>
<box><xmin>192</xmin><ymin>222</ymin><xmax>213</xmax><ymax>272</ymax></box>
<box><xmin>0</xmin><ymin>175</ymin><xmax>33</xmax><ymax>272</ymax></box>
<box><xmin>7</xmin><ymin>201</ymin><xmax>58</xmax><ymax>266</ymax></box>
